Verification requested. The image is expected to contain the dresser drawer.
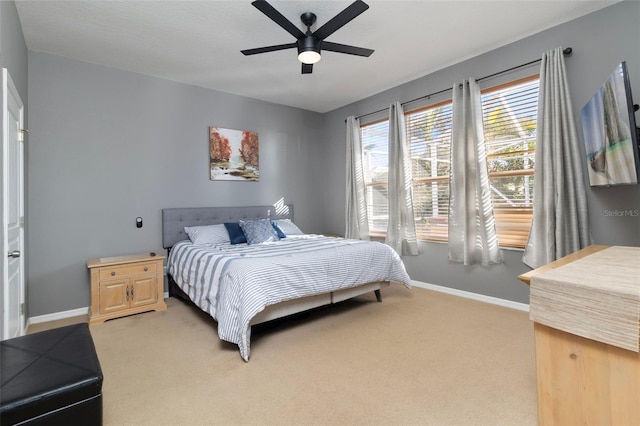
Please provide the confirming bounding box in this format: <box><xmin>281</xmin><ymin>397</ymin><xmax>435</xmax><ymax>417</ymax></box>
<box><xmin>99</xmin><ymin>263</ymin><xmax>157</xmax><ymax>280</ymax></box>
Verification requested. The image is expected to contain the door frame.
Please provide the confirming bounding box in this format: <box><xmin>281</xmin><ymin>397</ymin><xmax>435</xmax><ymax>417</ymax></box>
<box><xmin>2</xmin><ymin>68</ymin><xmax>26</xmax><ymax>340</ymax></box>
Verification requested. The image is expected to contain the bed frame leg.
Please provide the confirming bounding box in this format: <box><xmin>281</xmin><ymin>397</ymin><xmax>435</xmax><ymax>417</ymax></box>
<box><xmin>168</xmin><ymin>277</ymin><xmax>175</xmax><ymax>298</ymax></box>
<box><xmin>375</xmin><ymin>289</ymin><xmax>382</xmax><ymax>302</ymax></box>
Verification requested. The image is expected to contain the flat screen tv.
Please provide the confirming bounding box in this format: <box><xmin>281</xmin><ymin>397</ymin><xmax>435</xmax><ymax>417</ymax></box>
<box><xmin>580</xmin><ymin>61</ymin><xmax>640</xmax><ymax>186</ymax></box>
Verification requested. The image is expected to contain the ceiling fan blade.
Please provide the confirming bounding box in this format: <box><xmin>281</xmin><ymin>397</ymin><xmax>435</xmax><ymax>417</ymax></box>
<box><xmin>241</xmin><ymin>43</ymin><xmax>297</xmax><ymax>56</ymax></box>
<box><xmin>313</xmin><ymin>0</ymin><xmax>369</xmax><ymax>40</ymax></box>
<box><xmin>302</xmin><ymin>63</ymin><xmax>313</xmax><ymax>74</ymax></box>
<box><xmin>321</xmin><ymin>41</ymin><xmax>374</xmax><ymax>57</ymax></box>
<box><xmin>251</xmin><ymin>0</ymin><xmax>305</xmax><ymax>39</ymax></box>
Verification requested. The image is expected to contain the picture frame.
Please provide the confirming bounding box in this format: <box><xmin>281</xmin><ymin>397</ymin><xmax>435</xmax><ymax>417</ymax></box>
<box><xmin>209</xmin><ymin>127</ymin><xmax>259</xmax><ymax>181</ymax></box>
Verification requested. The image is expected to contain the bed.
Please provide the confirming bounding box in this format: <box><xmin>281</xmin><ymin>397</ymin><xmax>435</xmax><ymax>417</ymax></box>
<box><xmin>162</xmin><ymin>205</ymin><xmax>412</xmax><ymax>361</ymax></box>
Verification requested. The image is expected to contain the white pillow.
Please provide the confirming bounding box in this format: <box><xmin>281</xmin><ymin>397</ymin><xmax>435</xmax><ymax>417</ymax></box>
<box><xmin>184</xmin><ymin>224</ymin><xmax>230</xmax><ymax>245</ymax></box>
<box><xmin>274</xmin><ymin>219</ymin><xmax>304</xmax><ymax>235</ymax></box>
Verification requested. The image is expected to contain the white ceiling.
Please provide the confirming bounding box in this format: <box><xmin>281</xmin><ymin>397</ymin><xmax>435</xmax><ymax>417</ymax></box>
<box><xmin>15</xmin><ymin>0</ymin><xmax>619</xmax><ymax>113</ymax></box>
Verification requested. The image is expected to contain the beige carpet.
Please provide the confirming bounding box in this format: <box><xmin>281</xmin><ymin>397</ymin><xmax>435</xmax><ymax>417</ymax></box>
<box><xmin>32</xmin><ymin>286</ymin><xmax>537</xmax><ymax>425</ymax></box>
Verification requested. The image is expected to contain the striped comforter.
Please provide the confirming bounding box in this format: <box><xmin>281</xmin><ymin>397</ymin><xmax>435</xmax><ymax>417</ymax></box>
<box><xmin>168</xmin><ymin>235</ymin><xmax>412</xmax><ymax>360</ymax></box>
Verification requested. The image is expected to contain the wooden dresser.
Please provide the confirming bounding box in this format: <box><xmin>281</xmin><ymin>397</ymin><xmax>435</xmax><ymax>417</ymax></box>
<box><xmin>519</xmin><ymin>245</ymin><xmax>640</xmax><ymax>425</ymax></box>
<box><xmin>87</xmin><ymin>253</ymin><xmax>167</xmax><ymax>325</ymax></box>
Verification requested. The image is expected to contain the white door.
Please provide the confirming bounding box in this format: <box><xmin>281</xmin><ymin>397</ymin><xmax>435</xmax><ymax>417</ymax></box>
<box><xmin>2</xmin><ymin>68</ymin><xmax>25</xmax><ymax>340</ymax></box>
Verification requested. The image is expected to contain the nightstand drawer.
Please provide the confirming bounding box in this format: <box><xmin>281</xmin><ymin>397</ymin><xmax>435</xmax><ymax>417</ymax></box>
<box><xmin>99</xmin><ymin>263</ymin><xmax>157</xmax><ymax>280</ymax></box>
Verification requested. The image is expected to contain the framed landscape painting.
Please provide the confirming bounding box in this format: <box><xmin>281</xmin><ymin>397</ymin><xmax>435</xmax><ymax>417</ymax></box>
<box><xmin>209</xmin><ymin>127</ymin><xmax>259</xmax><ymax>181</ymax></box>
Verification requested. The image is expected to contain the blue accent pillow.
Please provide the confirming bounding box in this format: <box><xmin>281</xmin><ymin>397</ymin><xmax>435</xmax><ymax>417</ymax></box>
<box><xmin>239</xmin><ymin>219</ymin><xmax>280</xmax><ymax>245</ymax></box>
<box><xmin>224</xmin><ymin>222</ymin><xmax>247</xmax><ymax>245</ymax></box>
<box><xmin>272</xmin><ymin>221</ymin><xmax>286</xmax><ymax>239</ymax></box>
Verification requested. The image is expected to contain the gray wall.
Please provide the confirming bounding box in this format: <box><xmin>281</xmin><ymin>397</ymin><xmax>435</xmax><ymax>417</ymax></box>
<box><xmin>22</xmin><ymin>0</ymin><xmax>640</xmax><ymax>317</ymax></box>
<box><xmin>322</xmin><ymin>0</ymin><xmax>640</xmax><ymax>304</ymax></box>
<box><xmin>0</xmin><ymin>1</ymin><xmax>28</xmax><ymax>96</ymax></box>
<box><xmin>27</xmin><ymin>53</ymin><xmax>325</xmax><ymax>316</ymax></box>
<box><xmin>1</xmin><ymin>1</ymin><xmax>28</xmax><ymax>325</ymax></box>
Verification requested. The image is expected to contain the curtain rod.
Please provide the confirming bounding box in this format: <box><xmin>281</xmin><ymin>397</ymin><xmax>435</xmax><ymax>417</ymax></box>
<box><xmin>348</xmin><ymin>47</ymin><xmax>573</xmax><ymax>122</ymax></box>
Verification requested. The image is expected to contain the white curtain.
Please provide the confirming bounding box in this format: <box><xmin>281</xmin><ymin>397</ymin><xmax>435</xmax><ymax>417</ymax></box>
<box><xmin>522</xmin><ymin>47</ymin><xmax>592</xmax><ymax>268</ymax></box>
<box><xmin>345</xmin><ymin>115</ymin><xmax>370</xmax><ymax>240</ymax></box>
<box><xmin>448</xmin><ymin>79</ymin><xmax>503</xmax><ymax>265</ymax></box>
<box><xmin>386</xmin><ymin>102</ymin><xmax>419</xmax><ymax>255</ymax></box>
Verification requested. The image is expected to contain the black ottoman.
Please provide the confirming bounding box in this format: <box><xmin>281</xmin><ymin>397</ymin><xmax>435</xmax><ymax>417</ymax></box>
<box><xmin>0</xmin><ymin>323</ymin><xmax>103</xmax><ymax>425</ymax></box>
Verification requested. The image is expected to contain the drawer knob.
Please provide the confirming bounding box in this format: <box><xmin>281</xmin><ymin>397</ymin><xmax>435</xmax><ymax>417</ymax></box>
<box><xmin>144</xmin><ymin>267</ymin><xmax>148</xmax><ymax>272</ymax></box>
<box><xmin>111</xmin><ymin>271</ymin><xmax>116</xmax><ymax>276</ymax></box>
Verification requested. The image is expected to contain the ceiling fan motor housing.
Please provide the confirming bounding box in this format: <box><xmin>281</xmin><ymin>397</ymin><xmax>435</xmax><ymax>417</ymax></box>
<box><xmin>297</xmin><ymin>35</ymin><xmax>321</xmax><ymax>56</ymax></box>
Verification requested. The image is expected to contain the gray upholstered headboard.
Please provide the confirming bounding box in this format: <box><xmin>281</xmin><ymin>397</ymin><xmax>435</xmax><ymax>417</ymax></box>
<box><xmin>162</xmin><ymin>205</ymin><xmax>294</xmax><ymax>249</ymax></box>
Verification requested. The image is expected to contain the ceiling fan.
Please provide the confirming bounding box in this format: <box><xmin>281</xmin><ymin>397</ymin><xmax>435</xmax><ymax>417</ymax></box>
<box><xmin>241</xmin><ymin>0</ymin><xmax>374</xmax><ymax>74</ymax></box>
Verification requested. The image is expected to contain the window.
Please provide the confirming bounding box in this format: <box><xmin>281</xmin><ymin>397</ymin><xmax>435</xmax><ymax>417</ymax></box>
<box><xmin>360</xmin><ymin>76</ymin><xmax>539</xmax><ymax>248</ymax></box>
<box><xmin>482</xmin><ymin>77</ymin><xmax>538</xmax><ymax>248</ymax></box>
<box><xmin>406</xmin><ymin>101</ymin><xmax>453</xmax><ymax>242</ymax></box>
<box><xmin>361</xmin><ymin>120</ymin><xmax>389</xmax><ymax>237</ymax></box>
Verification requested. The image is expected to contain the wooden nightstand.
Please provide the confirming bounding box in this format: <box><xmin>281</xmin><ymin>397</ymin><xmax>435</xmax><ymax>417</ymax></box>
<box><xmin>87</xmin><ymin>253</ymin><xmax>167</xmax><ymax>325</ymax></box>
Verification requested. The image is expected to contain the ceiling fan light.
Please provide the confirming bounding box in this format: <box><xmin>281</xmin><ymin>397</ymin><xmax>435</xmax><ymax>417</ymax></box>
<box><xmin>298</xmin><ymin>50</ymin><xmax>321</xmax><ymax>64</ymax></box>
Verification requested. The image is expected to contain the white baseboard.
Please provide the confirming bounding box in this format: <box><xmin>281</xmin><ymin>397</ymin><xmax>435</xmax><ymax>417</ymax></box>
<box><xmin>27</xmin><ymin>292</ymin><xmax>172</xmax><ymax>327</ymax></box>
<box><xmin>27</xmin><ymin>306</ymin><xmax>90</xmax><ymax>328</ymax></box>
<box><xmin>27</xmin><ymin>287</ymin><xmax>526</xmax><ymax>327</ymax></box>
<box><xmin>411</xmin><ymin>280</ymin><xmax>530</xmax><ymax>312</ymax></box>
